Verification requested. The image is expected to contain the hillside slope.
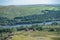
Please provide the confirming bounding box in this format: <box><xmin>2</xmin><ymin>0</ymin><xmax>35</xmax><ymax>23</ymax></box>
<box><xmin>0</xmin><ymin>5</ymin><xmax>60</xmax><ymax>18</ymax></box>
<box><xmin>0</xmin><ymin>5</ymin><xmax>60</xmax><ymax>26</ymax></box>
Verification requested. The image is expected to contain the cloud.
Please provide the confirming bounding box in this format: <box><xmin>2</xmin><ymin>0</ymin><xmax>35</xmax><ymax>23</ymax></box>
<box><xmin>0</xmin><ymin>0</ymin><xmax>60</xmax><ymax>5</ymax></box>
<box><xmin>6</xmin><ymin>0</ymin><xmax>52</xmax><ymax>5</ymax></box>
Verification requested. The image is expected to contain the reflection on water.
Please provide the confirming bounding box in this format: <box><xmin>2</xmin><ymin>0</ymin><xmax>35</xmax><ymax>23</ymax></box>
<box><xmin>0</xmin><ymin>21</ymin><xmax>60</xmax><ymax>28</ymax></box>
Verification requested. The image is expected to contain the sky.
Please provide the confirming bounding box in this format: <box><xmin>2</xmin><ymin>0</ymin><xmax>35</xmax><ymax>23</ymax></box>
<box><xmin>0</xmin><ymin>0</ymin><xmax>60</xmax><ymax>5</ymax></box>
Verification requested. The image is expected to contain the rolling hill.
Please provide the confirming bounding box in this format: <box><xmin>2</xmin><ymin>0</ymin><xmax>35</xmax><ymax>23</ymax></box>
<box><xmin>0</xmin><ymin>4</ymin><xmax>60</xmax><ymax>26</ymax></box>
<box><xmin>0</xmin><ymin>4</ymin><xmax>60</xmax><ymax>19</ymax></box>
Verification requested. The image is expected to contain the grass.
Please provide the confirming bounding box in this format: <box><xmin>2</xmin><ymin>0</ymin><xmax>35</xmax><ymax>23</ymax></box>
<box><xmin>52</xmin><ymin>37</ymin><xmax>60</xmax><ymax>40</ymax></box>
<box><xmin>0</xmin><ymin>6</ymin><xmax>60</xmax><ymax>19</ymax></box>
<box><xmin>11</xmin><ymin>31</ymin><xmax>60</xmax><ymax>40</ymax></box>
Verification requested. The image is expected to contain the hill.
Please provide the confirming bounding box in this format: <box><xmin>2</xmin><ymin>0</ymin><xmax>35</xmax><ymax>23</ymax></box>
<box><xmin>0</xmin><ymin>4</ymin><xmax>60</xmax><ymax>19</ymax></box>
<box><xmin>0</xmin><ymin>4</ymin><xmax>60</xmax><ymax>26</ymax></box>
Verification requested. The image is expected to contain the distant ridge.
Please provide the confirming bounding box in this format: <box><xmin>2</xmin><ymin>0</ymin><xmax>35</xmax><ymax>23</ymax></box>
<box><xmin>0</xmin><ymin>4</ymin><xmax>60</xmax><ymax>6</ymax></box>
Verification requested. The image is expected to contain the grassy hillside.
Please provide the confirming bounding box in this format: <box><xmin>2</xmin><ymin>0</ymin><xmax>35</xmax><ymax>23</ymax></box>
<box><xmin>0</xmin><ymin>5</ymin><xmax>60</xmax><ymax>40</ymax></box>
<box><xmin>0</xmin><ymin>5</ymin><xmax>60</xmax><ymax>19</ymax></box>
<box><xmin>0</xmin><ymin>25</ymin><xmax>60</xmax><ymax>40</ymax></box>
<box><xmin>0</xmin><ymin>5</ymin><xmax>60</xmax><ymax>26</ymax></box>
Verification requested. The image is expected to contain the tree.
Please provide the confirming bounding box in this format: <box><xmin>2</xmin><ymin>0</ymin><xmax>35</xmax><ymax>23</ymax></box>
<box><xmin>51</xmin><ymin>22</ymin><xmax>58</xmax><ymax>25</ymax></box>
<box><xmin>25</xmin><ymin>26</ymin><xmax>29</xmax><ymax>31</ymax></box>
<box><xmin>31</xmin><ymin>24</ymin><xmax>38</xmax><ymax>31</ymax></box>
<box><xmin>0</xmin><ymin>33</ymin><xmax>4</xmax><ymax>40</ymax></box>
<box><xmin>11</xmin><ymin>27</ymin><xmax>17</xmax><ymax>34</ymax></box>
<box><xmin>49</xmin><ymin>28</ymin><xmax>56</xmax><ymax>32</ymax></box>
<box><xmin>36</xmin><ymin>26</ymin><xmax>43</xmax><ymax>31</ymax></box>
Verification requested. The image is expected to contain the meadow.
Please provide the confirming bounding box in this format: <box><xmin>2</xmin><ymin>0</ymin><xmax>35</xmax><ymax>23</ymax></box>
<box><xmin>9</xmin><ymin>25</ymin><xmax>60</xmax><ymax>40</ymax></box>
<box><xmin>11</xmin><ymin>31</ymin><xmax>60</xmax><ymax>40</ymax></box>
<box><xmin>0</xmin><ymin>5</ymin><xmax>60</xmax><ymax>40</ymax></box>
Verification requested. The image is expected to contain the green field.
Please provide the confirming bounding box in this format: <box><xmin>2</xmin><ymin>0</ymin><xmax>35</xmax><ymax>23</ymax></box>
<box><xmin>11</xmin><ymin>31</ymin><xmax>60</xmax><ymax>40</ymax></box>
<box><xmin>0</xmin><ymin>5</ymin><xmax>60</xmax><ymax>40</ymax></box>
<box><xmin>0</xmin><ymin>5</ymin><xmax>60</xmax><ymax>19</ymax></box>
<box><xmin>7</xmin><ymin>25</ymin><xmax>60</xmax><ymax>40</ymax></box>
<box><xmin>0</xmin><ymin>25</ymin><xmax>60</xmax><ymax>40</ymax></box>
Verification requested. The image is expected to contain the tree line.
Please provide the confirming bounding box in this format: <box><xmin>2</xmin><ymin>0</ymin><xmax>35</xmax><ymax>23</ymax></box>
<box><xmin>0</xmin><ymin>10</ymin><xmax>60</xmax><ymax>26</ymax></box>
<box><xmin>0</xmin><ymin>23</ymin><xmax>60</xmax><ymax>40</ymax></box>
